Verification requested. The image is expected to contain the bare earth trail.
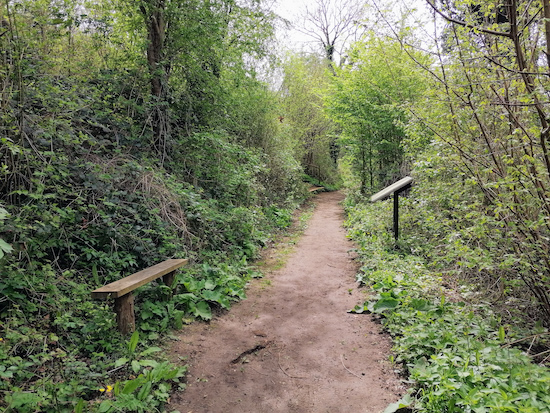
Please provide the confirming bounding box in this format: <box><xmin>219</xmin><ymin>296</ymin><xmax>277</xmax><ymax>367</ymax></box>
<box><xmin>168</xmin><ymin>191</ymin><xmax>405</xmax><ymax>413</ymax></box>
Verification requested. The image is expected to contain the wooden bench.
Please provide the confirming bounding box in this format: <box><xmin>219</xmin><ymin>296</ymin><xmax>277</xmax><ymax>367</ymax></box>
<box><xmin>91</xmin><ymin>258</ymin><xmax>188</xmax><ymax>334</ymax></box>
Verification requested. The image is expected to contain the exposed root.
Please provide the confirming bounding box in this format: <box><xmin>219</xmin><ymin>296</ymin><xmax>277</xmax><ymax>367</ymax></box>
<box><xmin>231</xmin><ymin>341</ymin><xmax>271</xmax><ymax>364</ymax></box>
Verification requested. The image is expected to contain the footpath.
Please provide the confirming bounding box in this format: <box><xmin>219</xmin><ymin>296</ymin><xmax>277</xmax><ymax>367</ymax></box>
<box><xmin>168</xmin><ymin>191</ymin><xmax>405</xmax><ymax>413</ymax></box>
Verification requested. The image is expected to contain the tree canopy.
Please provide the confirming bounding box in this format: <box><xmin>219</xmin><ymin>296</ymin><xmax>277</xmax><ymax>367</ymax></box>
<box><xmin>2</xmin><ymin>0</ymin><xmax>550</xmax><ymax>411</ymax></box>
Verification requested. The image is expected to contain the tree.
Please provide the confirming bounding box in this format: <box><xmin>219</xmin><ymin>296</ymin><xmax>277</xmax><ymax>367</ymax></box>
<box><xmin>281</xmin><ymin>53</ymin><xmax>338</xmax><ymax>183</ymax></box>
<box><xmin>396</xmin><ymin>0</ymin><xmax>550</xmax><ymax>324</ymax></box>
<box><xmin>297</xmin><ymin>0</ymin><xmax>366</xmax><ymax>70</ymax></box>
<box><xmin>325</xmin><ymin>35</ymin><xmax>427</xmax><ymax>193</ymax></box>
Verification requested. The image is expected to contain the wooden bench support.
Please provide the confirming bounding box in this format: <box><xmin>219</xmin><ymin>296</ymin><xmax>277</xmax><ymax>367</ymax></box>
<box><xmin>92</xmin><ymin>258</ymin><xmax>188</xmax><ymax>334</ymax></box>
<box><xmin>162</xmin><ymin>270</ymin><xmax>177</xmax><ymax>291</ymax></box>
<box><xmin>114</xmin><ymin>293</ymin><xmax>135</xmax><ymax>335</ymax></box>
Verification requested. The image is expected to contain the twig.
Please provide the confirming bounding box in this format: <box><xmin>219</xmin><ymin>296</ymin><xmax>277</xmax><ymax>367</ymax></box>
<box><xmin>341</xmin><ymin>354</ymin><xmax>363</xmax><ymax>379</ymax></box>
<box><xmin>533</xmin><ymin>348</ymin><xmax>550</xmax><ymax>359</ymax></box>
<box><xmin>231</xmin><ymin>342</ymin><xmax>270</xmax><ymax>364</ymax></box>
<box><xmin>277</xmin><ymin>346</ymin><xmax>307</xmax><ymax>379</ymax></box>
<box><xmin>106</xmin><ymin>365</ymin><xmax>126</xmax><ymax>375</ymax></box>
<box><xmin>527</xmin><ymin>336</ymin><xmax>536</xmax><ymax>354</ymax></box>
<box><xmin>503</xmin><ymin>332</ymin><xmax>550</xmax><ymax>348</ymax></box>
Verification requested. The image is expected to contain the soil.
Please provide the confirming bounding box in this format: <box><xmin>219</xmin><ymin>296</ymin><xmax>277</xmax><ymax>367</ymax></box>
<box><xmin>167</xmin><ymin>191</ymin><xmax>406</xmax><ymax>413</ymax></box>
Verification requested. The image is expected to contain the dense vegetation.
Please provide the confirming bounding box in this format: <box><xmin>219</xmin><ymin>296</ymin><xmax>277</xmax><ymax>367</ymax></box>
<box><xmin>400</xmin><ymin>0</ymin><xmax>550</xmax><ymax>330</ymax></box>
<box><xmin>2</xmin><ymin>0</ymin><xmax>550</xmax><ymax>411</ymax></box>
<box><xmin>345</xmin><ymin>198</ymin><xmax>550</xmax><ymax>412</ymax></box>
<box><xmin>0</xmin><ymin>0</ymin><xmax>329</xmax><ymax>411</ymax></box>
<box><xmin>334</xmin><ymin>0</ymin><xmax>550</xmax><ymax>410</ymax></box>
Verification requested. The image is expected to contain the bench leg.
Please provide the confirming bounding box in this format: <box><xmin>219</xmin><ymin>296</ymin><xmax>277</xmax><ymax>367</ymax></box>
<box><xmin>114</xmin><ymin>293</ymin><xmax>135</xmax><ymax>334</ymax></box>
<box><xmin>162</xmin><ymin>270</ymin><xmax>176</xmax><ymax>296</ymax></box>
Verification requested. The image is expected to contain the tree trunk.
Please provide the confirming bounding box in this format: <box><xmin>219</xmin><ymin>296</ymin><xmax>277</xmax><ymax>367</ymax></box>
<box><xmin>141</xmin><ymin>0</ymin><xmax>169</xmax><ymax>159</ymax></box>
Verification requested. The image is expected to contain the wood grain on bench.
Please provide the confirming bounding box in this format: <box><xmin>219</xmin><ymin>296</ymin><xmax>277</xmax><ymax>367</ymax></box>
<box><xmin>92</xmin><ymin>258</ymin><xmax>188</xmax><ymax>299</ymax></box>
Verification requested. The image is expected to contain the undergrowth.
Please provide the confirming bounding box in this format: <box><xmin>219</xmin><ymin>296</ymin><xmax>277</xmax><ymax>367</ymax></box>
<box><xmin>344</xmin><ymin>195</ymin><xmax>550</xmax><ymax>412</ymax></box>
<box><xmin>0</xmin><ymin>143</ymin><xmax>303</xmax><ymax>412</ymax></box>
<box><xmin>0</xmin><ymin>2</ymin><xmax>314</xmax><ymax>411</ymax></box>
<box><xmin>302</xmin><ymin>173</ymin><xmax>340</xmax><ymax>192</ymax></box>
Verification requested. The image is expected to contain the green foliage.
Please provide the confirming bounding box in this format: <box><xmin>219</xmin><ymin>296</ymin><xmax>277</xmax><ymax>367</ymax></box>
<box><xmin>171</xmin><ymin>131</ymin><xmax>266</xmax><ymax>207</ymax></box>
<box><xmin>281</xmin><ymin>53</ymin><xmax>339</xmax><ymax>184</ymax></box>
<box><xmin>395</xmin><ymin>0</ymin><xmax>550</xmax><ymax>326</ymax></box>
<box><xmin>0</xmin><ymin>206</ymin><xmax>13</xmax><ymax>259</ymax></box>
<box><xmin>91</xmin><ymin>331</ymin><xmax>187</xmax><ymax>413</ymax></box>
<box><xmin>301</xmin><ymin>173</ymin><xmax>340</xmax><ymax>192</ymax></box>
<box><xmin>325</xmin><ymin>34</ymin><xmax>428</xmax><ymax>193</ymax></box>
<box><xmin>0</xmin><ymin>0</ymin><xmax>307</xmax><ymax>411</ymax></box>
<box><xmin>264</xmin><ymin>206</ymin><xmax>293</xmax><ymax>229</ymax></box>
<box><xmin>346</xmin><ymin>197</ymin><xmax>550</xmax><ymax>412</ymax></box>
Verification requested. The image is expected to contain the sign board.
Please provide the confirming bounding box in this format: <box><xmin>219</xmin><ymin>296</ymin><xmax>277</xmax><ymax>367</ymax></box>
<box><xmin>370</xmin><ymin>176</ymin><xmax>413</xmax><ymax>202</ymax></box>
<box><xmin>370</xmin><ymin>176</ymin><xmax>413</xmax><ymax>241</ymax></box>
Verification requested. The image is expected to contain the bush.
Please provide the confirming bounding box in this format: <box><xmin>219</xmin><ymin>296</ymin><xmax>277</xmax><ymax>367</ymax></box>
<box><xmin>345</xmin><ymin>198</ymin><xmax>550</xmax><ymax>413</ymax></box>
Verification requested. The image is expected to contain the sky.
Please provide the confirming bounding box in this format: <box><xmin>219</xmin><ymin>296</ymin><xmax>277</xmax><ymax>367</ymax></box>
<box><xmin>264</xmin><ymin>0</ymin><xmax>435</xmax><ymax>87</ymax></box>
<box><xmin>270</xmin><ymin>0</ymin><xmax>435</xmax><ymax>56</ymax></box>
<box><xmin>270</xmin><ymin>0</ymin><xmax>314</xmax><ymax>53</ymax></box>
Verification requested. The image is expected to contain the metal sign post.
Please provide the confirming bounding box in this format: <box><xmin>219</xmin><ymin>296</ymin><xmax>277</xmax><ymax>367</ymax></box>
<box><xmin>370</xmin><ymin>176</ymin><xmax>413</xmax><ymax>241</ymax></box>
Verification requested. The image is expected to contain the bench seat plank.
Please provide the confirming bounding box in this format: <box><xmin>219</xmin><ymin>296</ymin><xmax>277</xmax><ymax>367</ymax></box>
<box><xmin>91</xmin><ymin>258</ymin><xmax>188</xmax><ymax>299</ymax></box>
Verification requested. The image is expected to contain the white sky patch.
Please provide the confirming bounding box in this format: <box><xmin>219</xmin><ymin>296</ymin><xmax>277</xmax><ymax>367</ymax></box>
<box><xmin>271</xmin><ymin>0</ymin><xmax>436</xmax><ymax>55</ymax></box>
<box><xmin>271</xmin><ymin>0</ymin><xmax>315</xmax><ymax>54</ymax></box>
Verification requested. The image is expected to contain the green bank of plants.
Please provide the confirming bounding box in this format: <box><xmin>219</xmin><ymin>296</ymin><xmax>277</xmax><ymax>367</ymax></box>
<box><xmin>345</xmin><ymin>197</ymin><xmax>550</xmax><ymax>412</ymax></box>
<box><xmin>0</xmin><ymin>168</ymin><xmax>295</xmax><ymax>413</ymax></box>
<box><xmin>0</xmin><ymin>132</ymin><xmax>302</xmax><ymax>412</ymax></box>
<box><xmin>0</xmin><ymin>0</ymin><xmax>311</xmax><ymax>411</ymax></box>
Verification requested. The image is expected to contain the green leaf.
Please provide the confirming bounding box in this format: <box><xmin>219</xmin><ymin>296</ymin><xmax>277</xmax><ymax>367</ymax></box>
<box><xmin>139</xmin><ymin>359</ymin><xmax>158</xmax><ymax>368</ymax></box>
<box><xmin>140</xmin><ymin>346</ymin><xmax>162</xmax><ymax>356</ymax></box>
<box><xmin>122</xmin><ymin>377</ymin><xmax>143</xmax><ymax>395</ymax></box>
<box><xmin>0</xmin><ymin>207</ymin><xmax>9</xmax><ymax>220</ymax></box>
<box><xmin>204</xmin><ymin>279</ymin><xmax>216</xmax><ymax>290</ymax></box>
<box><xmin>194</xmin><ymin>301</ymin><xmax>212</xmax><ymax>320</ymax></box>
<box><xmin>383</xmin><ymin>394</ymin><xmax>412</xmax><ymax>413</ymax></box>
<box><xmin>7</xmin><ymin>392</ymin><xmax>42</xmax><ymax>409</ymax></box>
<box><xmin>173</xmin><ymin>309</ymin><xmax>184</xmax><ymax>329</ymax></box>
<box><xmin>137</xmin><ymin>381</ymin><xmax>152</xmax><ymax>401</ymax></box>
<box><xmin>74</xmin><ymin>399</ymin><xmax>85</xmax><ymax>413</ymax></box>
<box><xmin>411</xmin><ymin>298</ymin><xmax>432</xmax><ymax>312</ymax></box>
<box><xmin>128</xmin><ymin>330</ymin><xmax>139</xmax><ymax>354</ymax></box>
<box><xmin>131</xmin><ymin>359</ymin><xmax>141</xmax><ymax>374</ymax></box>
<box><xmin>348</xmin><ymin>304</ymin><xmax>366</xmax><ymax>314</ymax></box>
<box><xmin>0</xmin><ymin>238</ymin><xmax>13</xmax><ymax>256</ymax></box>
<box><xmin>98</xmin><ymin>400</ymin><xmax>113</xmax><ymax>413</ymax></box>
<box><xmin>373</xmin><ymin>297</ymin><xmax>400</xmax><ymax>313</ymax></box>
<box><xmin>202</xmin><ymin>289</ymin><xmax>222</xmax><ymax>302</ymax></box>
<box><xmin>498</xmin><ymin>326</ymin><xmax>505</xmax><ymax>342</ymax></box>
<box><xmin>115</xmin><ymin>357</ymin><xmax>129</xmax><ymax>368</ymax></box>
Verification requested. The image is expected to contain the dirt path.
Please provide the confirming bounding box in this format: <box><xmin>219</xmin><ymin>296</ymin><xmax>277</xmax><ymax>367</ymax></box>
<box><xmin>168</xmin><ymin>191</ymin><xmax>405</xmax><ymax>413</ymax></box>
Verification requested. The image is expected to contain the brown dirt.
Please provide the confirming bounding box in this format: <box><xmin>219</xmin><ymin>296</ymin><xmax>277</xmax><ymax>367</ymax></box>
<box><xmin>167</xmin><ymin>191</ymin><xmax>406</xmax><ymax>413</ymax></box>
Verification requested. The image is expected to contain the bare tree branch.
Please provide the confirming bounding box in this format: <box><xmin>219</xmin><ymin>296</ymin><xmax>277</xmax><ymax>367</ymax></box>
<box><xmin>296</xmin><ymin>0</ymin><xmax>365</xmax><ymax>67</ymax></box>
<box><xmin>424</xmin><ymin>0</ymin><xmax>511</xmax><ymax>38</ymax></box>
